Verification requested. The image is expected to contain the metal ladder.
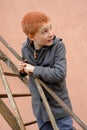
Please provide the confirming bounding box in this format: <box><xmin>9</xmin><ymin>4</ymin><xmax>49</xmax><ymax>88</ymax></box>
<box><xmin>0</xmin><ymin>36</ymin><xmax>37</xmax><ymax>130</ymax></box>
<box><xmin>0</xmin><ymin>35</ymin><xmax>87</xmax><ymax>130</ymax></box>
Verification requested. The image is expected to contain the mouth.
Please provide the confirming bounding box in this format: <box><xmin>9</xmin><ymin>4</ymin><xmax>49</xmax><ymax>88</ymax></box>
<box><xmin>47</xmin><ymin>38</ymin><xmax>53</xmax><ymax>43</ymax></box>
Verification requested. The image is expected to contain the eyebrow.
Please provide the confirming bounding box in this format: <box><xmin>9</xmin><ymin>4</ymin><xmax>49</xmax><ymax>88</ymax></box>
<box><xmin>40</xmin><ymin>24</ymin><xmax>52</xmax><ymax>32</ymax></box>
<box><xmin>42</xmin><ymin>28</ymin><xmax>48</xmax><ymax>31</ymax></box>
<box><xmin>41</xmin><ymin>25</ymin><xmax>52</xmax><ymax>31</ymax></box>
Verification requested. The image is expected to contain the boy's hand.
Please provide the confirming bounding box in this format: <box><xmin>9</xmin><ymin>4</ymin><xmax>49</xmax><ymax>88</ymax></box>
<box><xmin>18</xmin><ymin>61</ymin><xmax>35</xmax><ymax>74</ymax></box>
<box><xmin>24</xmin><ymin>64</ymin><xmax>35</xmax><ymax>74</ymax></box>
<box><xmin>18</xmin><ymin>62</ymin><xmax>27</xmax><ymax>73</ymax></box>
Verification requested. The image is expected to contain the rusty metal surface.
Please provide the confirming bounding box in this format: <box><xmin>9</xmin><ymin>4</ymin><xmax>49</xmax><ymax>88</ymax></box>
<box><xmin>0</xmin><ymin>0</ymin><xmax>87</xmax><ymax>129</ymax></box>
<box><xmin>0</xmin><ymin>98</ymin><xmax>21</xmax><ymax>130</ymax></box>
<box><xmin>0</xmin><ymin>64</ymin><xmax>26</xmax><ymax>130</ymax></box>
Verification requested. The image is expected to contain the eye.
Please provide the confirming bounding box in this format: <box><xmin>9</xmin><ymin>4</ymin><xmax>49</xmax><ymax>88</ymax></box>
<box><xmin>42</xmin><ymin>29</ymin><xmax>48</xmax><ymax>34</ymax></box>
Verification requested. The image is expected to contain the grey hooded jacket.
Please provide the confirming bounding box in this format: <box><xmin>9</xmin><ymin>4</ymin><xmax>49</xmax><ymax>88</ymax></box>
<box><xmin>21</xmin><ymin>36</ymin><xmax>72</xmax><ymax>121</ymax></box>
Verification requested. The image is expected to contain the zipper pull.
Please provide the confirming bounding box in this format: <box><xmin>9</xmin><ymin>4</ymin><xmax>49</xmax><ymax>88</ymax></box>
<box><xmin>34</xmin><ymin>50</ymin><xmax>37</xmax><ymax>59</ymax></box>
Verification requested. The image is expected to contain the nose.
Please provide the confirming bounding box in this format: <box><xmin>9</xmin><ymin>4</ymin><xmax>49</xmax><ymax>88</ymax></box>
<box><xmin>48</xmin><ymin>30</ymin><xmax>53</xmax><ymax>37</ymax></box>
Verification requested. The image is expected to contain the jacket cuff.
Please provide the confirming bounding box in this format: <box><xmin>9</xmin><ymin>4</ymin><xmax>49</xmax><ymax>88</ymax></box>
<box><xmin>33</xmin><ymin>66</ymin><xmax>42</xmax><ymax>78</ymax></box>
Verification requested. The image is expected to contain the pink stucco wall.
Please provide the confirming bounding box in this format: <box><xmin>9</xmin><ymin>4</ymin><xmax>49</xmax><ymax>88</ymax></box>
<box><xmin>0</xmin><ymin>0</ymin><xmax>87</xmax><ymax>129</ymax></box>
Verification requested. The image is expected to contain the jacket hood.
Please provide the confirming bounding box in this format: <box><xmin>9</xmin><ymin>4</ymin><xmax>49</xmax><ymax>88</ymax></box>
<box><xmin>52</xmin><ymin>35</ymin><xmax>62</xmax><ymax>46</ymax></box>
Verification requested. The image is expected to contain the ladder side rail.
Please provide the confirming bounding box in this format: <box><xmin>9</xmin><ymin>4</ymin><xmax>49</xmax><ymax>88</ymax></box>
<box><xmin>0</xmin><ymin>35</ymin><xmax>22</xmax><ymax>61</ymax></box>
<box><xmin>35</xmin><ymin>79</ymin><xmax>59</xmax><ymax>130</ymax></box>
<box><xmin>0</xmin><ymin>64</ymin><xmax>26</xmax><ymax>130</ymax></box>
<box><xmin>0</xmin><ymin>98</ymin><xmax>21</xmax><ymax>130</ymax></box>
<box><xmin>36</xmin><ymin>79</ymin><xmax>87</xmax><ymax>130</ymax></box>
<box><xmin>0</xmin><ymin>50</ymin><xmax>19</xmax><ymax>74</ymax></box>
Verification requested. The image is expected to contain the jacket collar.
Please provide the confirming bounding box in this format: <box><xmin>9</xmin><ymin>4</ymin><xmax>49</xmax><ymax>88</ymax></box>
<box><xmin>26</xmin><ymin>35</ymin><xmax>62</xmax><ymax>50</ymax></box>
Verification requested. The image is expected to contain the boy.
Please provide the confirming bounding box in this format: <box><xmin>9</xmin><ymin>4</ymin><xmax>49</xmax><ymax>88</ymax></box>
<box><xmin>18</xmin><ymin>11</ymin><xmax>74</xmax><ymax>130</ymax></box>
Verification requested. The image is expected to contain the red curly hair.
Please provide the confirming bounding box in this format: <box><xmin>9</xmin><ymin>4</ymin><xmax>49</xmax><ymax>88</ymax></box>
<box><xmin>21</xmin><ymin>11</ymin><xmax>50</xmax><ymax>36</ymax></box>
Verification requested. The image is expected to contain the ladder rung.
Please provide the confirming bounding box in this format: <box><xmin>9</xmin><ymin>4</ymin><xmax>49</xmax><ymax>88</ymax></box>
<box><xmin>0</xmin><ymin>55</ymin><xmax>7</xmax><ymax>60</ymax></box>
<box><xmin>4</xmin><ymin>72</ymin><xmax>19</xmax><ymax>77</ymax></box>
<box><xmin>0</xmin><ymin>94</ymin><xmax>31</xmax><ymax>98</ymax></box>
<box><xmin>24</xmin><ymin>120</ymin><xmax>37</xmax><ymax>126</ymax></box>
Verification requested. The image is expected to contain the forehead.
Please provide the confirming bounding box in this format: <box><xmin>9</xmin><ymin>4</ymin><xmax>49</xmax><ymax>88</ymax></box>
<box><xmin>39</xmin><ymin>21</ymin><xmax>52</xmax><ymax>31</ymax></box>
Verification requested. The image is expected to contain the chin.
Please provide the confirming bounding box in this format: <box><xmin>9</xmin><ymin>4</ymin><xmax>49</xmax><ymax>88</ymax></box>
<box><xmin>47</xmin><ymin>42</ymin><xmax>53</xmax><ymax>46</ymax></box>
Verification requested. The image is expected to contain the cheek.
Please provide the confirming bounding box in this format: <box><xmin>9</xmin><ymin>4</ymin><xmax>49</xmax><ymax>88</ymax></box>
<box><xmin>38</xmin><ymin>36</ymin><xmax>45</xmax><ymax>42</ymax></box>
<box><xmin>35</xmin><ymin>35</ymin><xmax>47</xmax><ymax>44</ymax></box>
<box><xmin>41</xmin><ymin>38</ymin><xmax>47</xmax><ymax>43</ymax></box>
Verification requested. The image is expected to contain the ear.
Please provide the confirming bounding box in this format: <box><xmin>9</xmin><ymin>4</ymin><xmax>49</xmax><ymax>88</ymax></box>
<box><xmin>28</xmin><ymin>34</ymin><xmax>34</xmax><ymax>41</ymax></box>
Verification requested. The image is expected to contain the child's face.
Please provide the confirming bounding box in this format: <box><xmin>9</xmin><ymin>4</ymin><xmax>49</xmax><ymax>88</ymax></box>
<box><xmin>32</xmin><ymin>21</ymin><xmax>54</xmax><ymax>48</ymax></box>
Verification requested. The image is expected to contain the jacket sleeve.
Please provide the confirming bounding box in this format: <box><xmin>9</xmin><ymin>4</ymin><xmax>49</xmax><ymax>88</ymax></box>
<box><xmin>33</xmin><ymin>42</ymin><xmax>67</xmax><ymax>83</ymax></box>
